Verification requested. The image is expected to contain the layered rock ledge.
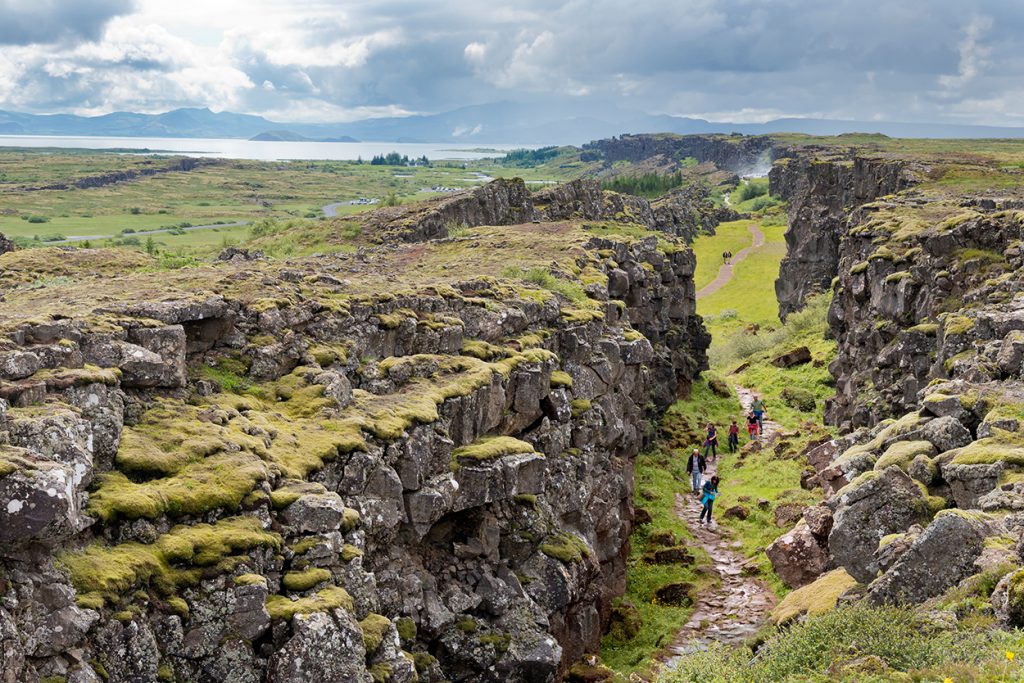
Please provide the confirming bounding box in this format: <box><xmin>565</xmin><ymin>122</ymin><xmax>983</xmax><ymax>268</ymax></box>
<box><xmin>0</xmin><ymin>210</ymin><xmax>708</xmax><ymax>682</ymax></box>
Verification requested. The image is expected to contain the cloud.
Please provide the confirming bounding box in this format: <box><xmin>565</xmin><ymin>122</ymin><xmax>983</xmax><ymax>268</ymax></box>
<box><xmin>2</xmin><ymin>0</ymin><xmax>1024</xmax><ymax>128</ymax></box>
<box><xmin>0</xmin><ymin>0</ymin><xmax>135</xmax><ymax>45</ymax></box>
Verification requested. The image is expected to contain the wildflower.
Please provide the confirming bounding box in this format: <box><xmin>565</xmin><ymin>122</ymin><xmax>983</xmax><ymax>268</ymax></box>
<box><xmin>942</xmin><ymin>678</ymin><xmax>953</xmax><ymax>683</ymax></box>
<box><xmin>1008</xmin><ymin>651</ymin><xmax>1016</xmax><ymax>662</ymax></box>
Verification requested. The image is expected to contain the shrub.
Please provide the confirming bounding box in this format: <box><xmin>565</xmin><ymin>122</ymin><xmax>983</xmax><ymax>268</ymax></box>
<box><xmin>26</xmin><ymin>215</ymin><xmax>49</xmax><ymax>223</ymax></box>
<box><xmin>737</xmin><ymin>179</ymin><xmax>768</xmax><ymax>202</ymax></box>
<box><xmin>780</xmin><ymin>386</ymin><xmax>816</xmax><ymax>412</ymax></box>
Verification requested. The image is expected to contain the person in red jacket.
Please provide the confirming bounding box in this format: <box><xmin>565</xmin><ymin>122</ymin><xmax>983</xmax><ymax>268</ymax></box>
<box><xmin>727</xmin><ymin>419</ymin><xmax>740</xmax><ymax>453</ymax></box>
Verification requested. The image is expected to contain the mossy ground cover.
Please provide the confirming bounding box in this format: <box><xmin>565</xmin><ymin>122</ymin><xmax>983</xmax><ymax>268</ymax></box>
<box><xmin>663</xmin><ymin>604</ymin><xmax>1024</xmax><ymax>683</ymax></box>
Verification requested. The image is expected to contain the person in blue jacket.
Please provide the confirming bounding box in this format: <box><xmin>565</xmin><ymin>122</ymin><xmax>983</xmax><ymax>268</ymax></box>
<box><xmin>699</xmin><ymin>476</ymin><xmax>720</xmax><ymax>527</ymax></box>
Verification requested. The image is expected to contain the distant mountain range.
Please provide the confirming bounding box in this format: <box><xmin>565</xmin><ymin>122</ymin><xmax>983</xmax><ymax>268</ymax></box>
<box><xmin>2</xmin><ymin>103</ymin><xmax>1024</xmax><ymax>145</ymax></box>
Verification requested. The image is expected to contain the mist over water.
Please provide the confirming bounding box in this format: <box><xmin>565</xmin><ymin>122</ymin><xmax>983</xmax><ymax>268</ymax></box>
<box><xmin>739</xmin><ymin>150</ymin><xmax>773</xmax><ymax>178</ymax></box>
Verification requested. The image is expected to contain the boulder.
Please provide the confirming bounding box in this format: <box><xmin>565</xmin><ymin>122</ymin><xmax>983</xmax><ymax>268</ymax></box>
<box><xmin>993</xmin><ymin>568</ymin><xmax>1024</xmax><ymax>627</ymax></box>
<box><xmin>267</xmin><ymin>610</ymin><xmax>371</xmax><ymax>683</ymax></box>
<box><xmin>722</xmin><ymin>504</ymin><xmax>749</xmax><ymax>521</ymax></box>
<box><xmin>920</xmin><ymin>416</ymin><xmax>972</xmax><ymax>453</ymax></box>
<box><xmin>873</xmin><ymin>524</ymin><xmax>923</xmax><ymax>573</ymax></box>
<box><xmin>654</xmin><ymin>582</ymin><xmax>694</xmax><ymax>607</ymax></box>
<box><xmin>0</xmin><ymin>452</ymin><xmax>88</xmax><ymax>545</ymax></box>
<box><xmin>867</xmin><ymin>511</ymin><xmax>993</xmax><ymax>605</ymax></box>
<box><xmin>766</xmin><ymin>520</ymin><xmax>828</xmax><ymax>588</ymax></box>
<box><xmin>774</xmin><ymin>503</ymin><xmax>804</xmax><ymax>528</ymax></box>
<box><xmin>0</xmin><ymin>233</ymin><xmax>14</xmax><ymax>255</ymax></box>
<box><xmin>942</xmin><ymin>462</ymin><xmax>1004</xmax><ymax>509</ymax></box>
<box><xmin>803</xmin><ymin>504</ymin><xmax>834</xmax><ymax>540</ymax></box>
<box><xmin>827</xmin><ymin>467</ymin><xmax>929</xmax><ymax>582</ymax></box>
<box><xmin>772</xmin><ymin>346</ymin><xmax>811</xmax><ymax>368</ymax></box>
<box><xmin>282</xmin><ymin>492</ymin><xmax>350</xmax><ymax>534</ymax></box>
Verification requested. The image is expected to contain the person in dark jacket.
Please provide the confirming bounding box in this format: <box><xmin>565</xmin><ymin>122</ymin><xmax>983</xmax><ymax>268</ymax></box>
<box><xmin>699</xmin><ymin>476</ymin><xmax>720</xmax><ymax>526</ymax></box>
<box><xmin>703</xmin><ymin>423</ymin><xmax>718</xmax><ymax>460</ymax></box>
<box><xmin>686</xmin><ymin>448</ymin><xmax>706</xmax><ymax>494</ymax></box>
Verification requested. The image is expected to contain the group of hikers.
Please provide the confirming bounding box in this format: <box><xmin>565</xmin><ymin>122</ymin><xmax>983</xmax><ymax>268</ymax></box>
<box><xmin>684</xmin><ymin>395</ymin><xmax>767</xmax><ymax>527</ymax></box>
<box><xmin>721</xmin><ymin>250</ymin><xmax>734</xmax><ymax>264</ymax></box>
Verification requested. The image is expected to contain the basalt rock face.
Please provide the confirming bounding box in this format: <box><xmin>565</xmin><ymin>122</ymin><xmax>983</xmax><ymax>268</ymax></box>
<box><xmin>0</xmin><ymin>233</ymin><xmax>13</xmax><ymax>256</ymax></box>
<box><xmin>0</xmin><ymin>224</ymin><xmax>708</xmax><ymax>681</ymax></box>
<box><xmin>364</xmin><ymin>177</ymin><xmax>724</xmax><ymax>245</ymax></box>
<box><xmin>826</xmin><ymin>198</ymin><xmax>1024</xmax><ymax>430</ymax></box>
<box><xmin>583</xmin><ymin>134</ymin><xmax>775</xmax><ymax>174</ymax></box>
<box><xmin>770</xmin><ymin>155</ymin><xmax>917</xmax><ymax>320</ymax></box>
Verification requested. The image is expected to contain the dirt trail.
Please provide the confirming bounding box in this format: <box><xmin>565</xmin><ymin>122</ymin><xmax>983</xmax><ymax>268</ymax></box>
<box><xmin>659</xmin><ymin>386</ymin><xmax>781</xmax><ymax>665</ymax></box>
<box><xmin>695</xmin><ymin>223</ymin><xmax>764</xmax><ymax>300</ymax></box>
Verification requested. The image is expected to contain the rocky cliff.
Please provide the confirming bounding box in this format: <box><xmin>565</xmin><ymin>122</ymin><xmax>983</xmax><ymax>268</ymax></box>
<box><xmin>770</xmin><ymin>154</ymin><xmax>917</xmax><ymax>320</ymax></box>
<box><xmin>358</xmin><ymin>177</ymin><xmax>721</xmax><ymax>245</ymax></box>
<box><xmin>764</xmin><ymin>142</ymin><xmax>1024</xmax><ymax>626</ymax></box>
<box><xmin>582</xmin><ymin>134</ymin><xmax>774</xmax><ymax>174</ymax></box>
<box><xmin>0</xmin><ymin>205</ymin><xmax>708</xmax><ymax>682</ymax></box>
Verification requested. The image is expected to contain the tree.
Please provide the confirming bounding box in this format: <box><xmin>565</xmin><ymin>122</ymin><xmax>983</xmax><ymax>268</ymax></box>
<box><xmin>145</xmin><ymin>236</ymin><xmax>157</xmax><ymax>256</ymax></box>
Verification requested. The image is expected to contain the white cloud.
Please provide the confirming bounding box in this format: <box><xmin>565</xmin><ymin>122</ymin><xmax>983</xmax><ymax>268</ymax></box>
<box><xmin>938</xmin><ymin>15</ymin><xmax>993</xmax><ymax>92</ymax></box>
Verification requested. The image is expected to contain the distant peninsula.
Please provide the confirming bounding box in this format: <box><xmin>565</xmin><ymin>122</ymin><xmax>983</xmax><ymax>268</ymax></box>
<box><xmin>249</xmin><ymin>130</ymin><xmax>359</xmax><ymax>143</ymax></box>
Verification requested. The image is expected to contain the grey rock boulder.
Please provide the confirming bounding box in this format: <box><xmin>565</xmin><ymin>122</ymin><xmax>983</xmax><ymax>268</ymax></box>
<box><xmin>268</xmin><ymin>609</ymin><xmax>372</xmax><ymax>683</ymax></box>
<box><xmin>827</xmin><ymin>466</ymin><xmax>929</xmax><ymax>582</ymax></box>
<box><xmin>920</xmin><ymin>416</ymin><xmax>972</xmax><ymax>453</ymax></box>
<box><xmin>867</xmin><ymin>511</ymin><xmax>994</xmax><ymax>604</ymax></box>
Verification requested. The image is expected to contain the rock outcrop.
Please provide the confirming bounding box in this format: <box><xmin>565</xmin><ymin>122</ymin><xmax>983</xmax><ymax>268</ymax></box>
<box><xmin>0</xmin><ymin>203</ymin><xmax>709</xmax><ymax>682</ymax></box>
<box><xmin>770</xmin><ymin>154</ymin><xmax>917</xmax><ymax>320</ymax></box>
<box><xmin>356</xmin><ymin>177</ymin><xmax>723</xmax><ymax>245</ymax></box>
<box><xmin>583</xmin><ymin>134</ymin><xmax>775</xmax><ymax>174</ymax></box>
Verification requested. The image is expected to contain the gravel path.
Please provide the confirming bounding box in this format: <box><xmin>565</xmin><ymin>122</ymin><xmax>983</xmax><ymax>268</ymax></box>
<box><xmin>659</xmin><ymin>384</ymin><xmax>782</xmax><ymax>666</ymax></box>
<box><xmin>695</xmin><ymin>223</ymin><xmax>765</xmax><ymax>300</ymax></box>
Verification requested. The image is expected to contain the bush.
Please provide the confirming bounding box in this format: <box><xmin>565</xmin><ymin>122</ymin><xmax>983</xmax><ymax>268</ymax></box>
<box><xmin>780</xmin><ymin>386</ymin><xmax>816</xmax><ymax>412</ymax></box>
<box><xmin>737</xmin><ymin>179</ymin><xmax>768</xmax><ymax>202</ymax></box>
<box><xmin>26</xmin><ymin>215</ymin><xmax>49</xmax><ymax>224</ymax></box>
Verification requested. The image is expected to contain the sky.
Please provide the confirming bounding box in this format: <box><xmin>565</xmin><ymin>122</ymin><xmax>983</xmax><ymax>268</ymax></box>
<box><xmin>0</xmin><ymin>0</ymin><xmax>1022</xmax><ymax>125</ymax></box>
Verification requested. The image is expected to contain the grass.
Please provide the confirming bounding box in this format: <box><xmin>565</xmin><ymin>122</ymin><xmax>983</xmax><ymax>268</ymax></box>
<box><xmin>662</xmin><ymin>604</ymin><xmax>1024</xmax><ymax>683</ymax></box>
<box><xmin>690</xmin><ymin>219</ymin><xmax>759</xmax><ymax>290</ymax></box>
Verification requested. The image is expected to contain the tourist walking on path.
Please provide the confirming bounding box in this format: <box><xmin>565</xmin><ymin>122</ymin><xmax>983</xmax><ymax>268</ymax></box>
<box><xmin>746</xmin><ymin>412</ymin><xmax>759</xmax><ymax>441</ymax></box>
<box><xmin>686</xmin><ymin>448</ymin><xmax>706</xmax><ymax>494</ymax></box>
<box><xmin>699</xmin><ymin>476</ymin><xmax>720</xmax><ymax>526</ymax></box>
<box><xmin>727</xmin><ymin>419</ymin><xmax>740</xmax><ymax>453</ymax></box>
<box><xmin>751</xmin><ymin>395</ymin><xmax>766</xmax><ymax>433</ymax></box>
<box><xmin>703</xmin><ymin>423</ymin><xmax>718</xmax><ymax>460</ymax></box>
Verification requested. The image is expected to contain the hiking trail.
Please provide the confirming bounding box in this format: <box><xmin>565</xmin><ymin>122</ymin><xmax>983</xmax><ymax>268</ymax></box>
<box><xmin>695</xmin><ymin>223</ymin><xmax>764</xmax><ymax>300</ymax></box>
<box><xmin>658</xmin><ymin>385</ymin><xmax>781</xmax><ymax>667</ymax></box>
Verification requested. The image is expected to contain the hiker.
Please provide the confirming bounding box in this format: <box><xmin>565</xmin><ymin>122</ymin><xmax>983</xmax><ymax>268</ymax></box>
<box><xmin>685</xmin><ymin>448</ymin><xmax>706</xmax><ymax>494</ymax></box>
<box><xmin>751</xmin><ymin>395</ymin><xmax>766</xmax><ymax>433</ymax></box>
<box><xmin>699</xmin><ymin>475</ymin><xmax>720</xmax><ymax>526</ymax></box>
<box><xmin>722</xmin><ymin>250</ymin><xmax>729</xmax><ymax>263</ymax></box>
<box><xmin>727</xmin><ymin>419</ymin><xmax>740</xmax><ymax>453</ymax></box>
<box><xmin>703</xmin><ymin>422</ymin><xmax>718</xmax><ymax>460</ymax></box>
<box><xmin>746</xmin><ymin>412</ymin><xmax>759</xmax><ymax>441</ymax></box>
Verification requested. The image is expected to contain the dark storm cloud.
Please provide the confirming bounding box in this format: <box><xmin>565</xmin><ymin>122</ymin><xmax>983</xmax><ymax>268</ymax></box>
<box><xmin>0</xmin><ymin>0</ymin><xmax>135</xmax><ymax>45</ymax></box>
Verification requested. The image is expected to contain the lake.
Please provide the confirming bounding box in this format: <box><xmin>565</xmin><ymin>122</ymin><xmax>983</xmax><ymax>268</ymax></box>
<box><xmin>0</xmin><ymin>135</ymin><xmax>532</xmax><ymax>161</ymax></box>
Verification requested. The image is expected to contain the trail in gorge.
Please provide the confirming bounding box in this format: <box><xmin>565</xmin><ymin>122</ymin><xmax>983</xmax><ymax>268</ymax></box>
<box><xmin>659</xmin><ymin>387</ymin><xmax>782</xmax><ymax>664</ymax></box>
<box><xmin>695</xmin><ymin>222</ymin><xmax>764</xmax><ymax>300</ymax></box>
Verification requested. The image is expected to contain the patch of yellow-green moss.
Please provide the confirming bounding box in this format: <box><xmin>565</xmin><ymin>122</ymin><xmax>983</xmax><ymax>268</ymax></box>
<box><xmin>341</xmin><ymin>544</ymin><xmax>364</xmax><ymax>562</ymax></box>
<box><xmin>571</xmin><ymin>399</ymin><xmax>592</xmax><ymax>417</ymax></box>
<box><xmin>906</xmin><ymin>322</ymin><xmax>938</xmax><ymax>336</ymax></box>
<box><xmin>950</xmin><ymin>439</ymin><xmax>1024</xmax><ymax>466</ymax></box>
<box><xmin>282</xmin><ymin>567</ymin><xmax>332</xmax><ymax>592</ymax></box>
<box><xmin>360</xmin><ymin>613</ymin><xmax>392</xmax><ymax>654</ymax></box>
<box><xmin>540</xmin><ymin>531</ymin><xmax>591</xmax><ymax>564</ymax></box>
<box><xmin>266</xmin><ymin>585</ymin><xmax>353</xmax><ymax>621</ymax></box>
<box><xmin>772</xmin><ymin>568</ymin><xmax>857</xmax><ymax>625</ymax></box>
<box><xmin>623</xmin><ymin>328</ymin><xmax>645</xmax><ymax>342</ymax></box>
<box><xmin>943</xmin><ymin>314</ymin><xmax>975</xmax><ymax>337</ymax></box>
<box><xmin>165</xmin><ymin>596</ymin><xmax>190</xmax><ymax>617</ymax></box>
<box><xmin>396</xmin><ymin>617</ymin><xmax>417</xmax><ymax>643</ymax></box>
<box><xmin>550</xmin><ymin>370</ymin><xmax>574</xmax><ymax>388</ymax></box>
<box><xmin>59</xmin><ymin>516</ymin><xmax>281</xmax><ymax>604</ymax></box>
<box><xmin>452</xmin><ymin>436</ymin><xmax>536</xmax><ymax>464</ymax></box>
<box><xmin>874</xmin><ymin>440</ymin><xmax>936</xmax><ymax>471</ymax></box>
